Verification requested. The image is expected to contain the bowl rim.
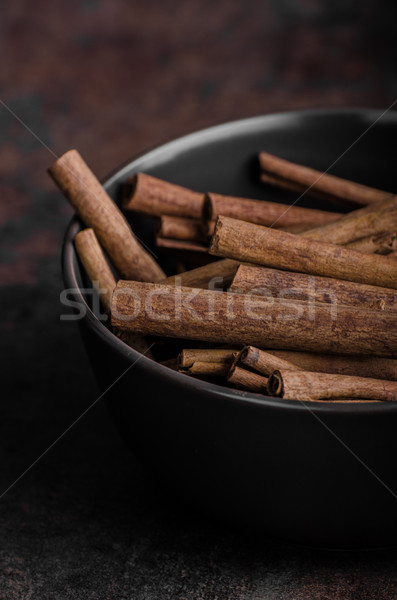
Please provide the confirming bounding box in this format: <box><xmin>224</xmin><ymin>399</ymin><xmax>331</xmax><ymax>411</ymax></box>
<box><xmin>62</xmin><ymin>107</ymin><xmax>397</xmax><ymax>415</ymax></box>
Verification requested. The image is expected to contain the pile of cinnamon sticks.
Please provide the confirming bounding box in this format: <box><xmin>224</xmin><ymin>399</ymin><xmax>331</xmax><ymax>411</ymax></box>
<box><xmin>49</xmin><ymin>149</ymin><xmax>397</xmax><ymax>403</ymax></box>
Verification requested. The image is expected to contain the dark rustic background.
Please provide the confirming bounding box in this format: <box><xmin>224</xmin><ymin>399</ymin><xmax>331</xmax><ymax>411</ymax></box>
<box><xmin>1</xmin><ymin>1</ymin><xmax>397</xmax><ymax>598</ymax></box>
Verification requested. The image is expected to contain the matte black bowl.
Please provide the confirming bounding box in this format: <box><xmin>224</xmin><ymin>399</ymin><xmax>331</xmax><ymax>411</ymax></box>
<box><xmin>62</xmin><ymin>109</ymin><xmax>397</xmax><ymax>549</ymax></box>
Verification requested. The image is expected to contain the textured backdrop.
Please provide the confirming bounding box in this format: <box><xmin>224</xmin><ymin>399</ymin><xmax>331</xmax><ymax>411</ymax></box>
<box><xmin>1</xmin><ymin>0</ymin><xmax>397</xmax><ymax>598</ymax></box>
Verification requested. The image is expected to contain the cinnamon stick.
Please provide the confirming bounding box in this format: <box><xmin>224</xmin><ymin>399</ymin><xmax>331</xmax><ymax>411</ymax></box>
<box><xmin>210</xmin><ymin>216</ymin><xmax>397</xmax><ymax>289</ymax></box>
<box><xmin>228</xmin><ymin>365</ymin><xmax>269</xmax><ymax>393</ymax></box>
<box><xmin>259</xmin><ymin>151</ymin><xmax>394</xmax><ymax>208</ymax></box>
<box><xmin>111</xmin><ymin>281</ymin><xmax>397</xmax><ymax>356</ymax></box>
<box><xmin>268</xmin><ymin>369</ymin><xmax>397</xmax><ymax>402</ymax></box>
<box><xmin>346</xmin><ymin>231</ymin><xmax>397</xmax><ymax>255</ymax></box>
<box><xmin>301</xmin><ymin>197</ymin><xmax>397</xmax><ymax>245</ymax></box>
<box><xmin>48</xmin><ymin>150</ymin><xmax>165</xmax><ymax>282</ymax></box>
<box><xmin>238</xmin><ymin>346</ymin><xmax>303</xmax><ymax>377</ymax></box>
<box><xmin>122</xmin><ymin>172</ymin><xmax>204</xmax><ymax>219</ymax></box>
<box><xmin>179</xmin><ymin>361</ymin><xmax>229</xmax><ymax>377</ymax></box>
<box><xmin>74</xmin><ymin>228</ymin><xmax>152</xmax><ymax>356</ymax></box>
<box><xmin>229</xmin><ymin>264</ymin><xmax>397</xmax><ymax>311</ymax></box>
<box><xmin>155</xmin><ymin>236</ymin><xmax>208</xmax><ymax>254</ymax></box>
<box><xmin>178</xmin><ymin>348</ymin><xmax>238</xmax><ymax>367</ymax></box>
<box><xmin>158</xmin><ymin>215</ymin><xmax>209</xmax><ymax>243</ymax></box>
<box><xmin>259</xmin><ymin>351</ymin><xmax>397</xmax><ymax>381</ymax></box>
<box><xmin>164</xmin><ymin>258</ymin><xmax>240</xmax><ymax>289</ymax></box>
<box><xmin>203</xmin><ymin>192</ymin><xmax>342</xmax><ymax>229</ymax></box>
<box><xmin>75</xmin><ymin>228</ymin><xmax>116</xmax><ymax>312</ymax></box>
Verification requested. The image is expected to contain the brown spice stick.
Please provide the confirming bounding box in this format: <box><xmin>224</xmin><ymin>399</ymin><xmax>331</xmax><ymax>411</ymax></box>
<box><xmin>259</xmin><ymin>151</ymin><xmax>394</xmax><ymax>208</ymax></box>
<box><xmin>346</xmin><ymin>231</ymin><xmax>397</xmax><ymax>255</ymax></box>
<box><xmin>229</xmin><ymin>264</ymin><xmax>397</xmax><ymax>311</ymax></box>
<box><xmin>203</xmin><ymin>218</ymin><xmax>309</xmax><ymax>236</ymax></box>
<box><xmin>228</xmin><ymin>365</ymin><xmax>269</xmax><ymax>393</ymax></box>
<box><xmin>210</xmin><ymin>216</ymin><xmax>397</xmax><ymax>289</ymax></box>
<box><xmin>301</xmin><ymin>197</ymin><xmax>397</xmax><ymax>244</ymax></box>
<box><xmin>156</xmin><ymin>236</ymin><xmax>208</xmax><ymax>254</ymax></box>
<box><xmin>268</xmin><ymin>369</ymin><xmax>397</xmax><ymax>402</ymax></box>
<box><xmin>111</xmin><ymin>281</ymin><xmax>397</xmax><ymax>357</ymax></box>
<box><xmin>180</xmin><ymin>361</ymin><xmax>229</xmax><ymax>377</ymax></box>
<box><xmin>122</xmin><ymin>172</ymin><xmax>204</xmax><ymax>219</ymax></box>
<box><xmin>75</xmin><ymin>228</ymin><xmax>116</xmax><ymax>312</ymax></box>
<box><xmin>238</xmin><ymin>346</ymin><xmax>303</xmax><ymax>377</ymax></box>
<box><xmin>259</xmin><ymin>171</ymin><xmax>356</xmax><ymax>208</ymax></box>
<box><xmin>259</xmin><ymin>351</ymin><xmax>397</xmax><ymax>381</ymax></box>
<box><xmin>259</xmin><ymin>171</ymin><xmax>331</xmax><ymax>198</ymax></box>
<box><xmin>164</xmin><ymin>258</ymin><xmax>240</xmax><ymax>289</ymax></box>
<box><xmin>158</xmin><ymin>215</ymin><xmax>209</xmax><ymax>243</ymax></box>
<box><xmin>74</xmin><ymin>228</ymin><xmax>153</xmax><ymax>356</ymax></box>
<box><xmin>48</xmin><ymin>150</ymin><xmax>165</xmax><ymax>282</ymax></box>
<box><xmin>178</xmin><ymin>348</ymin><xmax>238</xmax><ymax>367</ymax></box>
<box><xmin>203</xmin><ymin>192</ymin><xmax>342</xmax><ymax>229</ymax></box>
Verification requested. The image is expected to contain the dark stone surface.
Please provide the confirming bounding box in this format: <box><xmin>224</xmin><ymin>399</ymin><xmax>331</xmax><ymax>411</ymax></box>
<box><xmin>1</xmin><ymin>0</ymin><xmax>397</xmax><ymax>597</ymax></box>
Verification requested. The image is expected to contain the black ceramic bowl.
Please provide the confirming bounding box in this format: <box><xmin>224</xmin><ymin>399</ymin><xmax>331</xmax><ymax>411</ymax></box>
<box><xmin>63</xmin><ymin>109</ymin><xmax>397</xmax><ymax>549</ymax></box>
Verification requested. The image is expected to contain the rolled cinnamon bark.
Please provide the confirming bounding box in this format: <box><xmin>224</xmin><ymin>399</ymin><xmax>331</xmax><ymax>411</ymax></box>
<box><xmin>259</xmin><ymin>351</ymin><xmax>397</xmax><ymax>381</ymax></box>
<box><xmin>268</xmin><ymin>369</ymin><xmax>397</xmax><ymax>402</ymax></box>
<box><xmin>122</xmin><ymin>172</ymin><xmax>204</xmax><ymax>219</ymax></box>
<box><xmin>74</xmin><ymin>228</ymin><xmax>152</xmax><ymax>356</ymax></box>
<box><xmin>238</xmin><ymin>346</ymin><xmax>303</xmax><ymax>376</ymax></box>
<box><xmin>259</xmin><ymin>171</ymin><xmax>328</xmax><ymax>198</ymax></box>
<box><xmin>111</xmin><ymin>281</ymin><xmax>397</xmax><ymax>356</ymax></box>
<box><xmin>228</xmin><ymin>365</ymin><xmax>269</xmax><ymax>393</ymax></box>
<box><xmin>259</xmin><ymin>152</ymin><xmax>394</xmax><ymax>208</ymax></box>
<box><xmin>164</xmin><ymin>258</ymin><xmax>240</xmax><ymax>289</ymax></box>
<box><xmin>346</xmin><ymin>231</ymin><xmax>397</xmax><ymax>255</ymax></box>
<box><xmin>202</xmin><ymin>218</ymin><xmax>308</xmax><ymax>237</ymax></box>
<box><xmin>179</xmin><ymin>361</ymin><xmax>229</xmax><ymax>377</ymax></box>
<box><xmin>48</xmin><ymin>150</ymin><xmax>165</xmax><ymax>282</ymax></box>
<box><xmin>203</xmin><ymin>192</ymin><xmax>342</xmax><ymax>229</ymax></box>
<box><xmin>75</xmin><ymin>228</ymin><xmax>116</xmax><ymax>312</ymax></box>
<box><xmin>158</xmin><ymin>216</ymin><xmax>209</xmax><ymax>243</ymax></box>
<box><xmin>178</xmin><ymin>348</ymin><xmax>238</xmax><ymax>367</ymax></box>
<box><xmin>302</xmin><ymin>197</ymin><xmax>397</xmax><ymax>244</ymax></box>
<box><xmin>156</xmin><ymin>236</ymin><xmax>208</xmax><ymax>254</ymax></box>
<box><xmin>229</xmin><ymin>264</ymin><xmax>397</xmax><ymax>311</ymax></box>
<box><xmin>210</xmin><ymin>216</ymin><xmax>397</xmax><ymax>289</ymax></box>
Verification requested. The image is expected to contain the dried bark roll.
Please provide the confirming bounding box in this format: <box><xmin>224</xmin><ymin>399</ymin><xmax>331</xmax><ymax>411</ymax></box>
<box><xmin>122</xmin><ymin>172</ymin><xmax>204</xmax><ymax>219</ymax></box>
<box><xmin>75</xmin><ymin>228</ymin><xmax>116</xmax><ymax>312</ymax></box>
<box><xmin>155</xmin><ymin>236</ymin><xmax>208</xmax><ymax>254</ymax></box>
<box><xmin>48</xmin><ymin>150</ymin><xmax>165</xmax><ymax>282</ymax></box>
<box><xmin>74</xmin><ymin>228</ymin><xmax>152</xmax><ymax>356</ymax></box>
<box><xmin>111</xmin><ymin>281</ymin><xmax>397</xmax><ymax>357</ymax></box>
<box><xmin>302</xmin><ymin>197</ymin><xmax>397</xmax><ymax>245</ymax></box>
<box><xmin>203</xmin><ymin>192</ymin><xmax>341</xmax><ymax>229</ymax></box>
<box><xmin>164</xmin><ymin>259</ymin><xmax>240</xmax><ymax>289</ymax></box>
<box><xmin>180</xmin><ymin>361</ymin><xmax>229</xmax><ymax>377</ymax></box>
<box><xmin>255</xmin><ymin>351</ymin><xmax>397</xmax><ymax>381</ymax></box>
<box><xmin>210</xmin><ymin>216</ymin><xmax>397</xmax><ymax>289</ymax></box>
<box><xmin>238</xmin><ymin>346</ymin><xmax>303</xmax><ymax>377</ymax></box>
<box><xmin>158</xmin><ymin>216</ymin><xmax>209</xmax><ymax>243</ymax></box>
<box><xmin>178</xmin><ymin>348</ymin><xmax>238</xmax><ymax>367</ymax></box>
<box><xmin>259</xmin><ymin>152</ymin><xmax>394</xmax><ymax>208</ymax></box>
<box><xmin>346</xmin><ymin>231</ymin><xmax>397</xmax><ymax>255</ymax></box>
<box><xmin>268</xmin><ymin>369</ymin><xmax>397</xmax><ymax>402</ymax></box>
<box><xmin>229</xmin><ymin>265</ymin><xmax>397</xmax><ymax>311</ymax></box>
<box><xmin>228</xmin><ymin>365</ymin><xmax>269</xmax><ymax>393</ymax></box>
